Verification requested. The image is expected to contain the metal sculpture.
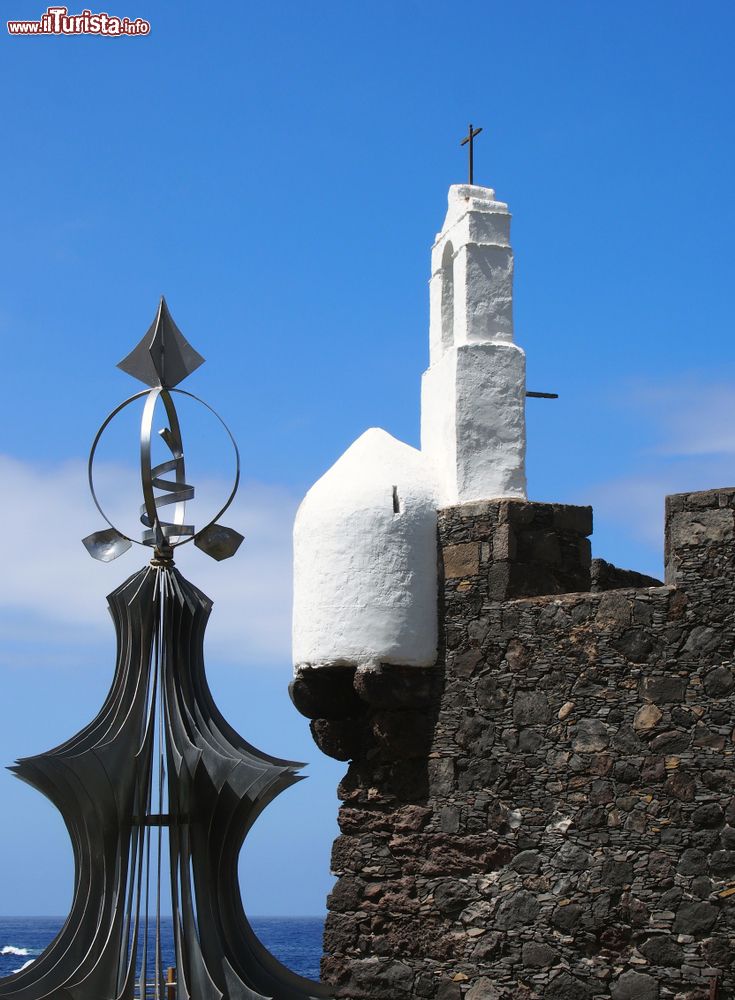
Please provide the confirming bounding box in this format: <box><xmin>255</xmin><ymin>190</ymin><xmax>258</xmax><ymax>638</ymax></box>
<box><xmin>0</xmin><ymin>298</ymin><xmax>329</xmax><ymax>1000</ymax></box>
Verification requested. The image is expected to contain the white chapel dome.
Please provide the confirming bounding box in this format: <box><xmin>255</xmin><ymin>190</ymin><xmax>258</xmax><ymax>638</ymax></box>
<box><xmin>292</xmin><ymin>428</ymin><xmax>439</xmax><ymax>671</ymax></box>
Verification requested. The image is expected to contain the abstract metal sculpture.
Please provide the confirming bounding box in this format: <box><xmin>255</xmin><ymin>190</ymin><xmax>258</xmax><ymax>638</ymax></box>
<box><xmin>0</xmin><ymin>299</ymin><xmax>329</xmax><ymax>1000</ymax></box>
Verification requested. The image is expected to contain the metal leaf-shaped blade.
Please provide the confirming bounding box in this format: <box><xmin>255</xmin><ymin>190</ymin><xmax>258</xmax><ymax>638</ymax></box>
<box><xmin>117</xmin><ymin>296</ymin><xmax>205</xmax><ymax>388</ymax></box>
<box><xmin>82</xmin><ymin>528</ymin><xmax>132</xmax><ymax>562</ymax></box>
<box><xmin>194</xmin><ymin>523</ymin><xmax>244</xmax><ymax>561</ymax></box>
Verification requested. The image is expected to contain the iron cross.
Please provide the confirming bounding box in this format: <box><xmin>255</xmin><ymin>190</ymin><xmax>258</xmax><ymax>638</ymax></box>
<box><xmin>460</xmin><ymin>123</ymin><xmax>483</xmax><ymax>184</ymax></box>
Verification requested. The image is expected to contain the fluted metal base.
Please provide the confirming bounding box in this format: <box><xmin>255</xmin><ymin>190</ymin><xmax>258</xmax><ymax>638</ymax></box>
<box><xmin>0</xmin><ymin>564</ymin><xmax>329</xmax><ymax>1000</ymax></box>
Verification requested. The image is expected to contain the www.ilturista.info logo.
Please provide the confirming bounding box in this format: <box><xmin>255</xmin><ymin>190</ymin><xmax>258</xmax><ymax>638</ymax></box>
<box><xmin>8</xmin><ymin>6</ymin><xmax>150</xmax><ymax>35</ymax></box>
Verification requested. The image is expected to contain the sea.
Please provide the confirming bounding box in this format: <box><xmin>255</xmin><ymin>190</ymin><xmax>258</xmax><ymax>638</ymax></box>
<box><xmin>0</xmin><ymin>916</ymin><xmax>325</xmax><ymax>984</ymax></box>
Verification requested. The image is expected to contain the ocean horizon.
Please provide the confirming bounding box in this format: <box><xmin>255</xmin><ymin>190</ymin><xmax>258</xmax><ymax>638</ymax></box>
<box><xmin>0</xmin><ymin>915</ymin><xmax>326</xmax><ymax>984</ymax></box>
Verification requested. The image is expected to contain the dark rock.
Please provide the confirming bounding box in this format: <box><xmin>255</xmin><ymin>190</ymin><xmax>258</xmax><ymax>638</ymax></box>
<box><xmin>591</xmin><ymin>558</ymin><xmax>663</xmax><ymax>592</ymax></box>
<box><xmin>551</xmin><ymin>903</ymin><xmax>583</xmax><ymax>931</ymax></box>
<box><xmin>456</xmin><ymin>714</ymin><xmax>486</xmax><ymax>750</ymax></box>
<box><xmin>601</xmin><ymin>859</ymin><xmax>633</xmax><ymax>886</ymax></box>
<box><xmin>612</xmin><ymin>628</ymin><xmax>654</xmax><ymax>662</ymax></box>
<box><xmin>323</xmin><ymin>912</ymin><xmax>358</xmax><ymax>952</ymax></box>
<box><xmin>613</xmin><ymin>761</ymin><xmax>640</xmax><ymax>784</ymax></box>
<box><xmin>512</xmin><ymin>850</ymin><xmax>541</xmax><ymax>873</ymax></box>
<box><xmin>678</xmin><ymin>849</ymin><xmax>708</xmax><ymax>875</ymax></box>
<box><xmin>433</xmin><ymin>879</ymin><xmax>478</xmax><ymax>917</ymax></box>
<box><xmin>704</xmin><ymin>935</ymin><xmax>733</xmax><ymax>968</ymax></box>
<box><xmin>610</xmin><ymin>970</ymin><xmax>658</xmax><ymax>1000</ymax></box>
<box><xmin>693</xmin><ymin>722</ymin><xmax>726</xmax><ymax>749</ymax></box>
<box><xmin>710</xmin><ymin>849</ymin><xmax>735</xmax><ymax>876</ymax></box>
<box><xmin>436</xmin><ymin>981</ymin><xmax>463</xmax><ymax>1000</ymax></box>
<box><xmin>682</xmin><ymin>625</ymin><xmax>720</xmax><ymax>656</ymax></box>
<box><xmin>428</xmin><ymin>757</ymin><xmax>455</xmax><ymax>795</ymax></box>
<box><xmin>640</xmin><ymin>675</ymin><xmax>687</xmax><ymax>704</ymax></box>
<box><xmin>351</xmin><ymin>957</ymin><xmax>414</xmax><ymax>993</ymax></box>
<box><xmin>554</xmin><ymin>843</ymin><xmax>592</xmax><ymax>872</ymax></box>
<box><xmin>353</xmin><ymin>663</ymin><xmax>436</xmax><ymax>709</ymax></box>
<box><xmin>660</xmin><ymin>887</ymin><xmax>683</xmax><ymax>908</ymax></box>
<box><xmin>544</xmin><ymin>971</ymin><xmax>594</xmax><ymax>1000</ymax></box>
<box><xmin>495</xmin><ymin>889</ymin><xmax>539</xmax><ymax>929</ymax></box>
<box><xmin>327</xmin><ymin>876</ymin><xmax>364</xmax><ymax>913</ymax></box>
<box><xmin>692</xmin><ymin>829</ymin><xmax>720</xmax><ymax>851</ymax></box>
<box><xmin>504</xmin><ymin>638</ymin><xmax>529</xmax><ymax>670</ymax></box>
<box><xmin>371</xmin><ymin>709</ymin><xmax>433</xmax><ymax>759</ymax></box>
<box><xmin>599</xmin><ymin>925</ymin><xmax>630</xmax><ymax>951</ymax></box>
<box><xmin>671</xmin><ymin>705</ymin><xmax>695</xmax><ymax>727</ymax></box>
<box><xmin>704</xmin><ymin>665</ymin><xmax>735</xmax><ymax>696</ymax></box>
<box><xmin>665</xmin><ymin>770</ymin><xmax>696</xmax><ymax>801</ymax></box>
<box><xmin>639</xmin><ymin>934</ymin><xmax>684</xmax><ymax>967</ymax></box>
<box><xmin>290</xmin><ymin>665</ymin><xmax>361</xmax><ymax>719</ymax></box>
<box><xmin>692</xmin><ymin>803</ymin><xmax>724</xmax><ymax>828</ymax></box>
<box><xmin>573</xmin><ymin>719</ymin><xmax>609</xmax><ymax>751</ymax></box>
<box><xmin>641</xmin><ymin>757</ymin><xmax>666</xmax><ymax>783</ymax></box>
<box><xmin>394</xmin><ymin>805</ymin><xmax>432</xmax><ymax>832</ymax></box>
<box><xmin>513</xmin><ymin>690</ymin><xmax>551</xmax><ymax>725</ymax></box>
<box><xmin>612</xmin><ymin>724</ymin><xmax>640</xmax><ymax>752</ymax></box>
<box><xmin>475</xmin><ymin>675</ymin><xmax>508</xmax><ymax>713</ymax></box>
<box><xmin>469</xmin><ymin>932</ymin><xmax>503</xmax><ymax>961</ymax></box>
<box><xmin>450</xmin><ymin>648</ymin><xmax>483</xmax><ymax>679</ymax></box>
<box><xmin>673</xmin><ymin>900</ymin><xmax>719</xmax><ymax>935</ymax></box>
<box><xmin>577</xmin><ymin>805</ymin><xmax>608</xmax><ymax>829</ymax></box>
<box><xmin>650</xmin><ymin>730</ymin><xmax>690</xmax><ymax>753</ymax></box>
<box><xmin>554</xmin><ymin>505</ymin><xmax>593</xmax><ymax>535</ymax></box>
<box><xmin>521</xmin><ymin>941</ymin><xmax>557</xmax><ymax>967</ymax></box>
<box><xmin>456</xmin><ymin>757</ymin><xmax>499</xmax><ymax>791</ymax></box>
<box><xmin>310</xmin><ymin>718</ymin><xmax>364</xmax><ymax>761</ymax></box>
<box><xmin>518</xmin><ymin>729</ymin><xmax>544</xmax><ymax>752</ymax></box>
<box><xmin>465</xmin><ymin>978</ymin><xmax>503</xmax><ymax>1000</ymax></box>
<box><xmin>439</xmin><ymin>805</ymin><xmax>460</xmax><ymax>834</ymax></box>
<box><xmin>691</xmin><ymin>875</ymin><xmax>712</xmax><ymax>898</ymax></box>
<box><xmin>590</xmin><ymin>779</ymin><xmax>614</xmax><ymax>804</ymax></box>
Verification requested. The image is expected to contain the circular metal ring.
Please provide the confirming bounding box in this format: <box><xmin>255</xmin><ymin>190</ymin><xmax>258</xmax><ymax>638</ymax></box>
<box><xmin>88</xmin><ymin>388</ymin><xmax>241</xmax><ymax>549</ymax></box>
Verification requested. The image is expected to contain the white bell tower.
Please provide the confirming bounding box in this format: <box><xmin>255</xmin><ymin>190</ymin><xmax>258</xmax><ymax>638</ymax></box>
<box><xmin>421</xmin><ymin>183</ymin><xmax>527</xmax><ymax>504</ymax></box>
<box><xmin>292</xmin><ymin>171</ymin><xmax>531</xmax><ymax>674</ymax></box>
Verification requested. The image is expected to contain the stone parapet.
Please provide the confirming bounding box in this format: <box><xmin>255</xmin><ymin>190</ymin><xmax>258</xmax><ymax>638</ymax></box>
<box><xmin>298</xmin><ymin>490</ymin><xmax>735</xmax><ymax>1000</ymax></box>
<box><xmin>440</xmin><ymin>499</ymin><xmax>592</xmax><ymax>602</ymax></box>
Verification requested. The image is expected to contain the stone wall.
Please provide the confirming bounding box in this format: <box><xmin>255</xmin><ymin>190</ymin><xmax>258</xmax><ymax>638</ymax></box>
<box><xmin>291</xmin><ymin>489</ymin><xmax>735</xmax><ymax>1000</ymax></box>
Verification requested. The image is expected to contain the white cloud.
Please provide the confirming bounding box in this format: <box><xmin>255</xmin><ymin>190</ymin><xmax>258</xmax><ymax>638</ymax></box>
<box><xmin>585</xmin><ymin>376</ymin><xmax>735</xmax><ymax>558</ymax></box>
<box><xmin>588</xmin><ymin>456</ymin><xmax>735</xmax><ymax>549</ymax></box>
<box><xmin>624</xmin><ymin>377</ymin><xmax>735</xmax><ymax>456</ymax></box>
<box><xmin>0</xmin><ymin>455</ymin><xmax>298</xmax><ymax>668</ymax></box>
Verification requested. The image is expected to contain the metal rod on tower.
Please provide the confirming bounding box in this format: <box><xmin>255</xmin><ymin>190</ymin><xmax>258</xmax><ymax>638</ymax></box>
<box><xmin>460</xmin><ymin>123</ymin><xmax>483</xmax><ymax>184</ymax></box>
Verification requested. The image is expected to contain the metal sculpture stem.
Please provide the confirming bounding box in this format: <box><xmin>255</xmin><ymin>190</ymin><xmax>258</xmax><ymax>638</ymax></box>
<box><xmin>0</xmin><ymin>563</ymin><xmax>328</xmax><ymax>1000</ymax></box>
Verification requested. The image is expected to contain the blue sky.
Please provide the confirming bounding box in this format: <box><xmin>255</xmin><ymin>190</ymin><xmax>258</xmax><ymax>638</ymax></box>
<box><xmin>1</xmin><ymin>0</ymin><xmax>734</xmax><ymax>923</ymax></box>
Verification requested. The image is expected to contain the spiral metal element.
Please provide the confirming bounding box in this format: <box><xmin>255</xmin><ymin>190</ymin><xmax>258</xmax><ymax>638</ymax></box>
<box><xmin>139</xmin><ymin>388</ymin><xmax>195</xmax><ymax>547</ymax></box>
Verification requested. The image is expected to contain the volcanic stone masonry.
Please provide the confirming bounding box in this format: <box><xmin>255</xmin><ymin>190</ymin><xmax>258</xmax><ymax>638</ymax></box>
<box><xmin>290</xmin><ymin>487</ymin><xmax>735</xmax><ymax>1000</ymax></box>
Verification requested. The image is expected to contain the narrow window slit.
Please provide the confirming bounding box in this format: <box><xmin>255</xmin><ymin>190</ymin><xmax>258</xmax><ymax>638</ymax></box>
<box><xmin>392</xmin><ymin>485</ymin><xmax>401</xmax><ymax>514</ymax></box>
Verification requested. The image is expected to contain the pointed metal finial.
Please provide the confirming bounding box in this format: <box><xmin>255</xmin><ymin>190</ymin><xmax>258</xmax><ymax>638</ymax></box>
<box><xmin>117</xmin><ymin>296</ymin><xmax>205</xmax><ymax>388</ymax></box>
<box><xmin>85</xmin><ymin>299</ymin><xmax>242</xmax><ymax>563</ymax></box>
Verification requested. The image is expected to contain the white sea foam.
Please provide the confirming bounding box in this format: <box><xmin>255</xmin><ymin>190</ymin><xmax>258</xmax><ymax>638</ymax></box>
<box><xmin>1</xmin><ymin>947</ymin><xmax>30</xmax><ymax>956</ymax></box>
<box><xmin>12</xmin><ymin>959</ymin><xmax>35</xmax><ymax>974</ymax></box>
